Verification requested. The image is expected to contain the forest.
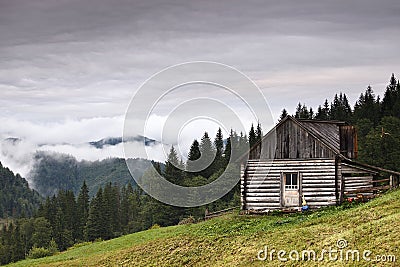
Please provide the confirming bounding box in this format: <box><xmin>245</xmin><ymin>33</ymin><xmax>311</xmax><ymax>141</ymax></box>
<box><xmin>1</xmin><ymin>73</ymin><xmax>400</xmax><ymax>265</ymax></box>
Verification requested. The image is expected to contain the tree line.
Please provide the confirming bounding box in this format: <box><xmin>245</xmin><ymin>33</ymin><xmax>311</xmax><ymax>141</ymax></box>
<box><xmin>0</xmin><ymin>126</ymin><xmax>262</xmax><ymax>265</ymax></box>
<box><xmin>0</xmin><ymin>162</ymin><xmax>42</xmax><ymax>219</ymax></box>
<box><xmin>281</xmin><ymin>73</ymin><xmax>400</xmax><ymax>171</ymax></box>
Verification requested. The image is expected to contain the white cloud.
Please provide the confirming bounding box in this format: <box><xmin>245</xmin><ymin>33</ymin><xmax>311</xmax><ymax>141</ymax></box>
<box><xmin>0</xmin><ymin>116</ymin><xmax>124</xmax><ymax>144</ymax></box>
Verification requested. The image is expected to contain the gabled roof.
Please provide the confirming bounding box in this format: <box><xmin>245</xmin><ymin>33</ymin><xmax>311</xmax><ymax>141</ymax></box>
<box><xmin>297</xmin><ymin>120</ymin><xmax>343</xmax><ymax>151</ymax></box>
<box><xmin>256</xmin><ymin>115</ymin><xmax>344</xmax><ymax>155</ymax></box>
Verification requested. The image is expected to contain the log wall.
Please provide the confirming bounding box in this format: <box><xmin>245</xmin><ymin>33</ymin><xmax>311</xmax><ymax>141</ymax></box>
<box><xmin>241</xmin><ymin>159</ymin><xmax>377</xmax><ymax>211</ymax></box>
<box><xmin>241</xmin><ymin>159</ymin><xmax>337</xmax><ymax>210</ymax></box>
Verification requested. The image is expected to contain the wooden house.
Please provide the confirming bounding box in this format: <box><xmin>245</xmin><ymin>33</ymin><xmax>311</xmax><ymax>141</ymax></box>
<box><xmin>241</xmin><ymin>115</ymin><xmax>400</xmax><ymax>212</ymax></box>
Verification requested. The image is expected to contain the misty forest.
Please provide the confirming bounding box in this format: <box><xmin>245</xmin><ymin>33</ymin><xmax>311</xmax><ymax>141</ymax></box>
<box><xmin>1</xmin><ymin>73</ymin><xmax>400</xmax><ymax>265</ymax></box>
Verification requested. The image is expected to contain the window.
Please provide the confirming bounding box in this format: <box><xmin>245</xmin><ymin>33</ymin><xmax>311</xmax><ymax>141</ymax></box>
<box><xmin>285</xmin><ymin>173</ymin><xmax>298</xmax><ymax>190</ymax></box>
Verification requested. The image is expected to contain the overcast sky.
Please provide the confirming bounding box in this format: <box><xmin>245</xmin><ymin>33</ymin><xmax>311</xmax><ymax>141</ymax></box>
<box><xmin>1</xmin><ymin>0</ymin><xmax>400</xmax><ymax>176</ymax></box>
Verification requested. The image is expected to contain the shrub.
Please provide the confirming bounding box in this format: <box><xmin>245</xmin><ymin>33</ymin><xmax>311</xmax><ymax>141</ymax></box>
<box><xmin>69</xmin><ymin>241</ymin><xmax>92</xmax><ymax>250</ymax></box>
<box><xmin>178</xmin><ymin>216</ymin><xmax>196</xmax><ymax>225</ymax></box>
<box><xmin>27</xmin><ymin>247</ymin><xmax>53</xmax><ymax>259</ymax></box>
<box><xmin>150</xmin><ymin>224</ymin><xmax>160</xmax><ymax>229</ymax></box>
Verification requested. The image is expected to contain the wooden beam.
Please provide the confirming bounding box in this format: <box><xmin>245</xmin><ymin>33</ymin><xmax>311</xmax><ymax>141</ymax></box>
<box><xmin>338</xmin><ymin>158</ymin><xmax>345</xmax><ymax>205</ymax></box>
<box><xmin>335</xmin><ymin>156</ymin><xmax>339</xmax><ymax>204</ymax></box>
<box><xmin>345</xmin><ymin>185</ymin><xmax>390</xmax><ymax>194</ymax></box>
<box><xmin>280</xmin><ymin>172</ymin><xmax>284</xmax><ymax>208</ymax></box>
<box><xmin>242</xmin><ymin>166</ymin><xmax>248</xmax><ymax>210</ymax></box>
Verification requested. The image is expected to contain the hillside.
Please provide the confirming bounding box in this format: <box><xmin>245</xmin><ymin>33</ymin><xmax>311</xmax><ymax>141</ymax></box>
<box><xmin>30</xmin><ymin>152</ymin><xmax>155</xmax><ymax>196</ymax></box>
<box><xmin>6</xmin><ymin>189</ymin><xmax>400</xmax><ymax>267</ymax></box>
<box><xmin>0</xmin><ymin>162</ymin><xmax>42</xmax><ymax>218</ymax></box>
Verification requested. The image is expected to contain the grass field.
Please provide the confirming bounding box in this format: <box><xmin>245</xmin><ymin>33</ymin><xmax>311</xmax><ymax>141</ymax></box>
<box><xmin>6</xmin><ymin>189</ymin><xmax>400</xmax><ymax>267</ymax></box>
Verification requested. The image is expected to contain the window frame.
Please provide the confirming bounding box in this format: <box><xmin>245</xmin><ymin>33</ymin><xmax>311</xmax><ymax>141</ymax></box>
<box><xmin>284</xmin><ymin>172</ymin><xmax>299</xmax><ymax>190</ymax></box>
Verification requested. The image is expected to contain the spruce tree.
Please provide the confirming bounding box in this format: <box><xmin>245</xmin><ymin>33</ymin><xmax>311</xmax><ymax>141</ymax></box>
<box><xmin>382</xmin><ymin>73</ymin><xmax>400</xmax><ymax>117</ymax></box>
<box><xmin>248</xmin><ymin>124</ymin><xmax>257</xmax><ymax>148</ymax></box>
<box><xmin>212</xmin><ymin>128</ymin><xmax>225</xmax><ymax>173</ymax></box>
<box><xmin>279</xmin><ymin>109</ymin><xmax>288</xmax><ymax>121</ymax></box>
<box><xmin>330</xmin><ymin>93</ymin><xmax>352</xmax><ymax>122</ymax></box>
<box><xmin>224</xmin><ymin>133</ymin><xmax>232</xmax><ymax>165</ymax></box>
<box><xmin>214</xmin><ymin>128</ymin><xmax>224</xmax><ymax>159</ymax></box>
<box><xmin>102</xmin><ymin>183</ymin><xmax>117</xmax><ymax>239</ymax></box>
<box><xmin>186</xmin><ymin>139</ymin><xmax>201</xmax><ymax>176</ymax></box>
<box><xmin>76</xmin><ymin>181</ymin><xmax>89</xmax><ymax>241</ymax></box>
<box><xmin>256</xmin><ymin>122</ymin><xmax>262</xmax><ymax>142</ymax></box>
<box><xmin>354</xmin><ymin>85</ymin><xmax>381</xmax><ymax>125</ymax></box>
<box><xmin>315</xmin><ymin>99</ymin><xmax>330</xmax><ymax>120</ymax></box>
<box><xmin>164</xmin><ymin>146</ymin><xmax>183</xmax><ymax>185</ymax></box>
<box><xmin>85</xmin><ymin>187</ymin><xmax>106</xmax><ymax>241</ymax></box>
<box><xmin>199</xmin><ymin>132</ymin><xmax>215</xmax><ymax>178</ymax></box>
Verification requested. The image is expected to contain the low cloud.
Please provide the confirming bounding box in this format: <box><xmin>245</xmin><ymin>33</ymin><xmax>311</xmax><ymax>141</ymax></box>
<box><xmin>0</xmin><ymin>116</ymin><xmax>124</xmax><ymax>145</ymax></box>
<box><xmin>0</xmin><ymin>116</ymin><xmax>169</xmax><ymax>181</ymax></box>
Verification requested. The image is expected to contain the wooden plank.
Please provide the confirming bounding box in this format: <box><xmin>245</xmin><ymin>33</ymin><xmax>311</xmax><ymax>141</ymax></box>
<box><xmin>345</xmin><ymin>182</ymin><xmax>374</xmax><ymax>187</ymax></box>
<box><xmin>339</xmin><ymin>158</ymin><xmax>344</xmax><ymax>204</ymax></box>
<box><xmin>242</xmin><ymin>165</ymin><xmax>248</xmax><ymax>210</ymax></box>
<box><xmin>246</xmin><ymin>198</ymin><xmax>281</xmax><ymax>203</ymax></box>
<box><xmin>302</xmin><ymin>183</ymin><xmax>336</xmax><ymax>188</ymax></box>
<box><xmin>302</xmin><ymin>187</ymin><xmax>335</xmax><ymax>192</ymax></box>
<box><xmin>246</xmin><ymin>195</ymin><xmax>281</xmax><ymax>199</ymax></box>
<box><xmin>345</xmin><ymin>185</ymin><xmax>390</xmax><ymax>194</ymax></box>
<box><xmin>245</xmin><ymin>204</ymin><xmax>282</xmax><ymax>208</ymax></box>
<box><xmin>303</xmin><ymin>194</ymin><xmax>335</xmax><ymax>198</ymax></box>
<box><xmin>280</xmin><ymin>172</ymin><xmax>284</xmax><ymax>208</ymax></box>
<box><xmin>244</xmin><ymin>184</ymin><xmax>281</xmax><ymax>189</ymax></box>
<box><xmin>373</xmin><ymin>178</ymin><xmax>390</xmax><ymax>183</ymax></box>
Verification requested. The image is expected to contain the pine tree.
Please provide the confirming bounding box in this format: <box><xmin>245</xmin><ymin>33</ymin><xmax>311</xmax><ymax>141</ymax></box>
<box><xmin>76</xmin><ymin>181</ymin><xmax>89</xmax><ymax>241</ymax></box>
<box><xmin>360</xmin><ymin>116</ymin><xmax>400</xmax><ymax>171</ymax></box>
<box><xmin>11</xmin><ymin>224</ymin><xmax>24</xmax><ymax>262</ymax></box>
<box><xmin>256</xmin><ymin>122</ymin><xmax>262</xmax><ymax>142</ymax></box>
<box><xmin>382</xmin><ymin>73</ymin><xmax>400</xmax><ymax>117</ymax></box>
<box><xmin>199</xmin><ymin>132</ymin><xmax>215</xmax><ymax>178</ymax></box>
<box><xmin>295</xmin><ymin>103</ymin><xmax>312</xmax><ymax>119</ymax></box>
<box><xmin>295</xmin><ymin>103</ymin><xmax>303</xmax><ymax>119</ymax></box>
<box><xmin>156</xmin><ymin>147</ymin><xmax>186</xmax><ymax>225</ymax></box>
<box><xmin>120</xmin><ymin>184</ymin><xmax>140</xmax><ymax>233</ymax></box>
<box><xmin>248</xmin><ymin>124</ymin><xmax>257</xmax><ymax>148</ymax></box>
<box><xmin>329</xmin><ymin>93</ymin><xmax>352</xmax><ymax>122</ymax></box>
<box><xmin>354</xmin><ymin>85</ymin><xmax>381</xmax><ymax>125</ymax></box>
<box><xmin>31</xmin><ymin>217</ymin><xmax>52</xmax><ymax>248</ymax></box>
<box><xmin>164</xmin><ymin>146</ymin><xmax>184</xmax><ymax>185</ymax></box>
<box><xmin>212</xmin><ymin>128</ymin><xmax>225</xmax><ymax>173</ymax></box>
<box><xmin>279</xmin><ymin>109</ymin><xmax>288</xmax><ymax>122</ymax></box>
<box><xmin>309</xmin><ymin>107</ymin><xmax>314</xmax><ymax>119</ymax></box>
<box><xmin>315</xmin><ymin>99</ymin><xmax>330</xmax><ymax>120</ymax></box>
<box><xmin>186</xmin><ymin>139</ymin><xmax>201</xmax><ymax>176</ymax></box>
<box><xmin>102</xmin><ymin>183</ymin><xmax>118</xmax><ymax>239</ymax></box>
<box><xmin>224</xmin><ymin>133</ymin><xmax>232</xmax><ymax>165</ymax></box>
<box><xmin>85</xmin><ymin>187</ymin><xmax>106</xmax><ymax>241</ymax></box>
<box><xmin>214</xmin><ymin>128</ymin><xmax>224</xmax><ymax>159</ymax></box>
<box><xmin>153</xmin><ymin>161</ymin><xmax>162</xmax><ymax>175</ymax></box>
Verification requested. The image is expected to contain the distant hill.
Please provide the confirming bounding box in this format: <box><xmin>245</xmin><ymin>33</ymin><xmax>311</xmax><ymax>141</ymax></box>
<box><xmin>29</xmin><ymin>152</ymin><xmax>158</xmax><ymax>197</ymax></box>
<box><xmin>0</xmin><ymin>162</ymin><xmax>42</xmax><ymax>218</ymax></box>
<box><xmin>89</xmin><ymin>135</ymin><xmax>159</xmax><ymax>149</ymax></box>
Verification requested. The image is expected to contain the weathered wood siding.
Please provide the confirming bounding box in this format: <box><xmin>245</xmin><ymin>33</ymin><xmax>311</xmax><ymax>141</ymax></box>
<box><xmin>241</xmin><ymin>159</ymin><xmax>337</xmax><ymax>210</ymax></box>
<box><xmin>341</xmin><ymin>163</ymin><xmax>374</xmax><ymax>198</ymax></box>
<box><xmin>259</xmin><ymin>120</ymin><xmax>337</xmax><ymax>159</ymax></box>
<box><xmin>339</xmin><ymin>126</ymin><xmax>358</xmax><ymax>159</ymax></box>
